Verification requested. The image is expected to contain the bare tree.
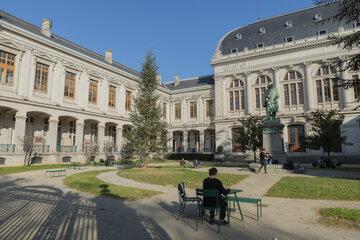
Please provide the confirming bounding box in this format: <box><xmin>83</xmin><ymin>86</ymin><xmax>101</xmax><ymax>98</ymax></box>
<box><xmin>20</xmin><ymin>135</ymin><xmax>35</xmax><ymax>166</ymax></box>
<box><xmin>103</xmin><ymin>141</ymin><xmax>116</xmax><ymax>165</ymax></box>
<box><xmin>83</xmin><ymin>141</ymin><xmax>99</xmax><ymax>164</ymax></box>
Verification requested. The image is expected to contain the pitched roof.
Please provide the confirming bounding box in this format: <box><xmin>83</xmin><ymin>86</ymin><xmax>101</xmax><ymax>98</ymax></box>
<box><xmin>0</xmin><ymin>10</ymin><xmax>140</xmax><ymax>77</ymax></box>
<box><xmin>165</xmin><ymin>75</ymin><xmax>214</xmax><ymax>90</ymax></box>
<box><xmin>219</xmin><ymin>3</ymin><xmax>352</xmax><ymax>55</ymax></box>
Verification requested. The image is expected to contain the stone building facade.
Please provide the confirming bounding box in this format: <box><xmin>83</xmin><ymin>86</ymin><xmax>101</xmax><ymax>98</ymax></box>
<box><xmin>0</xmin><ymin>3</ymin><xmax>359</xmax><ymax>166</ymax></box>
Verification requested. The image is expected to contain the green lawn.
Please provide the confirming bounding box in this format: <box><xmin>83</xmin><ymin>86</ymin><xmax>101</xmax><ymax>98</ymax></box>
<box><xmin>266</xmin><ymin>177</ymin><xmax>360</xmax><ymax>200</ymax></box>
<box><xmin>319</xmin><ymin>208</ymin><xmax>360</xmax><ymax>230</ymax></box>
<box><xmin>64</xmin><ymin>170</ymin><xmax>159</xmax><ymax>200</ymax></box>
<box><xmin>117</xmin><ymin>167</ymin><xmax>248</xmax><ymax>189</ymax></box>
<box><xmin>0</xmin><ymin>164</ymin><xmax>70</xmax><ymax>175</ymax></box>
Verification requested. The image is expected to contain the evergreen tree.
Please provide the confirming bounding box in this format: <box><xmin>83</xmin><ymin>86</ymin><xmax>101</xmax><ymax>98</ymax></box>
<box><xmin>304</xmin><ymin>109</ymin><xmax>349</xmax><ymax>160</ymax></box>
<box><xmin>315</xmin><ymin>0</ymin><xmax>360</xmax><ymax>100</ymax></box>
<box><xmin>123</xmin><ymin>51</ymin><xmax>168</xmax><ymax>165</ymax></box>
<box><xmin>236</xmin><ymin>114</ymin><xmax>264</xmax><ymax>162</ymax></box>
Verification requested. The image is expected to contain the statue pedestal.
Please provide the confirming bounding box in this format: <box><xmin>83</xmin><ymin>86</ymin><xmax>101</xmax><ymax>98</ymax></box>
<box><xmin>262</xmin><ymin>119</ymin><xmax>286</xmax><ymax>164</ymax></box>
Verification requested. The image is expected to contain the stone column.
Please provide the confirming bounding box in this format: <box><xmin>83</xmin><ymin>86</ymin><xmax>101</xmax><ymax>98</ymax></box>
<box><xmin>245</xmin><ymin>72</ymin><xmax>253</xmax><ymax>114</ymax></box>
<box><xmin>116</xmin><ymin>125</ymin><xmax>123</xmax><ymax>153</ymax></box>
<box><xmin>75</xmin><ymin>120</ymin><xmax>84</xmax><ymax>152</ymax></box>
<box><xmin>303</xmin><ymin>62</ymin><xmax>316</xmax><ymax>111</ymax></box>
<box><xmin>273</xmin><ymin>67</ymin><xmax>283</xmax><ymax>112</ymax></box>
<box><xmin>199</xmin><ymin>130</ymin><xmax>205</xmax><ymax>153</ymax></box>
<box><xmin>97</xmin><ymin>123</ymin><xmax>105</xmax><ymax>153</ymax></box>
<box><xmin>46</xmin><ymin>115</ymin><xmax>59</xmax><ymax>152</ymax></box>
<box><xmin>183</xmin><ymin>131</ymin><xmax>188</xmax><ymax>153</ymax></box>
<box><xmin>13</xmin><ymin>111</ymin><xmax>27</xmax><ymax>152</ymax></box>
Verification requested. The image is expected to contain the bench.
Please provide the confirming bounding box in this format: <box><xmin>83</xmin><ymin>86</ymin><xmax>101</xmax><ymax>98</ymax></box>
<box><xmin>228</xmin><ymin>197</ymin><xmax>262</xmax><ymax>220</ymax></box>
<box><xmin>45</xmin><ymin>169</ymin><xmax>66</xmax><ymax>178</ymax></box>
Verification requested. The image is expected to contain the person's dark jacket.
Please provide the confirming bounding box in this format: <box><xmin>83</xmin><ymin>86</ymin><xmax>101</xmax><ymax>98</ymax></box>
<box><xmin>202</xmin><ymin>177</ymin><xmax>229</xmax><ymax>207</ymax></box>
<box><xmin>260</xmin><ymin>151</ymin><xmax>266</xmax><ymax>164</ymax></box>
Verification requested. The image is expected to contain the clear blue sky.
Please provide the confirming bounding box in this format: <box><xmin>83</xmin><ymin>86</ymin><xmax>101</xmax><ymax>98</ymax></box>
<box><xmin>2</xmin><ymin>0</ymin><xmax>313</xmax><ymax>82</ymax></box>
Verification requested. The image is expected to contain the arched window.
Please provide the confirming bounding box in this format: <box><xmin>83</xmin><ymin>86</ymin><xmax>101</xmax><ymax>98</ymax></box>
<box><xmin>229</xmin><ymin>79</ymin><xmax>245</xmax><ymax>111</ymax></box>
<box><xmin>315</xmin><ymin>66</ymin><xmax>339</xmax><ymax>103</ymax></box>
<box><xmin>232</xmin><ymin>128</ymin><xmax>242</xmax><ymax>153</ymax></box>
<box><xmin>254</xmin><ymin>75</ymin><xmax>272</xmax><ymax>109</ymax></box>
<box><xmin>283</xmin><ymin>70</ymin><xmax>304</xmax><ymax>106</ymax></box>
<box><xmin>287</xmin><ymin>124</ymin><xmax>305</xmax><ymax>152</ymax></box>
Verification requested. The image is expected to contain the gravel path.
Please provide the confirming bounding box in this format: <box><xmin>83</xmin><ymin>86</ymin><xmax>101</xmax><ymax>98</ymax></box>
<box><xmin>0</xmin><ymin>166</ymin><xmax>359</xmax><ymax>240</ymax></box>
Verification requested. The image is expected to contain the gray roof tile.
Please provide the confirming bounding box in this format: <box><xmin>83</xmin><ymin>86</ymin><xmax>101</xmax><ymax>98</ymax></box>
<box><xmin>165</xmin><ymin>75</ymin><xmax>214</xmax><ymax>90</ymax></box>
<box><xmin>219</xmin><ymin>3</ymin><xmax>352</xmax><ymax>55</ymax></box>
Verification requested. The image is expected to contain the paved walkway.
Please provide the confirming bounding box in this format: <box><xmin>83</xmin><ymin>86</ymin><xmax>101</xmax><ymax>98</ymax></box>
<box><xmin>0</xmin><ymin>166</ymin><xmax>359</xmax><ymax>240</ymax></box>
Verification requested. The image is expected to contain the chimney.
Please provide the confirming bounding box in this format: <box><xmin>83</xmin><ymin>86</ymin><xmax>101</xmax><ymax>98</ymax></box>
<box><xmin>156</xmin><ymin>74</ymin><xmax>161</xmax><ymax>84</ymax></box>
<box><xmin>174</xmin><ymin>75</ymin><xmax>180</xmax><ymax>86</ymax></box>
<box><xmin>104</xmin><ymin>49</ymin><xmax>113</xmax><ymax>63</ymax></box>
<box><xmin>41</xmin><ymin>18</ymin><xmax>52</xmax><ymax>37</ymax></box>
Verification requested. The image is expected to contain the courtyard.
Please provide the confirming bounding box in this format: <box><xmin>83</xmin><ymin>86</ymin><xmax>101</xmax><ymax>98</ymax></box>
<box><xmin>1</xmin><ymin>163</ymin><xmax>359</xmax><ymax>240</ymax></box>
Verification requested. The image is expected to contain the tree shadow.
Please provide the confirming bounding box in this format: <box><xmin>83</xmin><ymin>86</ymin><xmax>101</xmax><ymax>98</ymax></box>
<box><xmin>0</xmin><ymin>180</ymin><xmax>170</xmax><ymax>240</ymax></box>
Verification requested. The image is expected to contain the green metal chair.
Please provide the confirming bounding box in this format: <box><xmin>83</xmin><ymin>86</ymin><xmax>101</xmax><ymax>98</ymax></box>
<box><xmin>177</xmin><ymin>182</ymin><xmax>201</xmax><ymax>220</ymax></box>
<box><xmin>196</xmin><ymin>188</ymin><xmax>222</xmax><ymax>233</ymax></box>
<box><xmin>226</xmin><ymin>195</ymin><xmax>244</xmax><ymax>221</ymax></box>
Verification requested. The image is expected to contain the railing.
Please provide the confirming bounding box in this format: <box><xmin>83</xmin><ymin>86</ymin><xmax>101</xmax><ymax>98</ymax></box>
<box><xmin>33</xmin><ymin>145</ymin><xmax>50</xmax><ymax>154</ymax></box>
<box><xmin>57</xmin><ymin>145</ymin><xmax>77</xmax><ymax>153</ymax></box>
<box><xmin>0</xmin><ymin>144</ymin><xmax>15</xmax><ymax>152</ymax></box>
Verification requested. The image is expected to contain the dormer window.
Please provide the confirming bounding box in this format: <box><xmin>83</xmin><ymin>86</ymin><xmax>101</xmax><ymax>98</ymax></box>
<box><xmin>257</xmin><ymin>43</ymin><xmax>264</xmax><ymax>48</ymax></box>
<box><xmin>317</xmin><ymin>29</ymin><xmax>327</xmax><ymax>36</ymax></box>
<box><xmin>231</xmin><ymin>48</ymin><xmax>238</xmax><ymax>54</ymax></box>
<box><xmin>235</xmin><ymin>33</ymin><xmax>242</xmax><ymax>40</ymax></box>
<box><xmin>285</xmin><ymin>36</ymin><xmax>293</xmax><ymax>43</ymax></box>
<box><xmin>285</xmin><ymin>20</ymin><xmax>292</xmax><ymax>28</ymax></box>
<box><xmin>314</xmin><ymin>13</ymin><xmax>322</xmax><ymax>21</ymax></box>
<box><xmin>354</xmin><ymin>21</ymin><xmax>359</xmax><ymax>28</ymax></box>
<box><xmin>244</xmin><ymin>47</ymin><xmax>248</xmax><ymax>52</ymax></box>
<box><xmin>259</xmin><ymin>27</ymin><xmax>266</xmax><ymax>34</ymax></box>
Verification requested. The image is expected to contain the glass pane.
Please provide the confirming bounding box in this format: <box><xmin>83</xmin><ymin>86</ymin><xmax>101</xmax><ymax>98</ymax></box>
<box><xmin>255</xmin><ymin>88</ymin><xmax>260</xmax><ymax>108</ymax></box>
<box><xmin>316</xmin><ymin>80</ymin><xmax>323</xmax><ymax>103</ymax></box>
<box><xmin>235</xmin><ymin>90</ymin><xmax>240</xmax><ymax>110</ymax></box>
<box><xmin>332</xmin><ymin>79</ymin><xmax>339</xmax><ymax>101</ymax></box>
<box><xmin>240</xmin><ymin>90</ymin><xmax>245</xmax><ymax>110</ymax></box>
<box><xmin>284</xmin><ymin>84</ymin><xmax>290</xmax><ymax>106</ymax></box>
<box><xmin>229</xmin><ymin>91</ymin><xmax>234</xmax><ymax>110</ymax></box>
<box><xmin>324</xmin><ymin>79</ymin><xmax>331</xmax><ymax>102</ymax></box>
<box><xmin>290</xmin><ymin>83</ymin><xmax>297</xmax><ymax>105</ymax></box>
<box><xmin>298</xmin><ymin>82</ymin><xmax>304</xmax><ymax>104</ymax></box>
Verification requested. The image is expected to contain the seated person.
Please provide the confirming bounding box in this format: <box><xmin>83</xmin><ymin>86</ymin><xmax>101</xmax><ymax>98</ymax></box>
<box><xmin>193</xmin><ymin>159</ymin><xmax>200</xmax><ymax>168</ymax></box>
<box><xmin>203</xmin><ymin>167</ymin><xmax>229</xmax><ymax>225</ymax></box>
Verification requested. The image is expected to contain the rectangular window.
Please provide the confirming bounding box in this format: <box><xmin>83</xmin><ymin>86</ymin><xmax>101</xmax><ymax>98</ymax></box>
<box><xmin>284</xmin><ymin>84</ymin><xmax>290</xmax><ymax>106</ymax></box>
<box><xmin>240</xmin><ymin>90</ymin><xmax>245</xmax><ymax>110</ymax></box>
<box><xmin>257</xmin><ymin>43</ymin><xmax>264</xmax><ymax>48</ymax></box>
<box><xmin>324</xmin><ymin>79</ymin><xmax>331</xmax><ymax>102</ymax></box>
<box><xmin>64</xmin><ymin>71</ymin><xmax>76</xmax><ymax>99</ymax></box>
<box><xmin>285</xmin><ymin>36</ymin><xmax>293</xmax><ymax>43</ymax></box>
<box><xmin>88</xmin><ymin>80</ymin><xmax>98</xmax><ymax>104</ymax></box>
<box><xmin>206</xmin><ymin>100</ymin><xmax>213</xmax><ymax>117</ymax></box>
<box><xmin>316</xmin><ymin>80</ymin><xmax>323</xmax><ymax>103</ymax></box>
<box><xmin>261</xmin><ymin>87</ymin><xmax>266</xmax><ymax>108</ymax></box>
<box><xmin>298</xmin><ymin>82</ymin><xmax>304</xmax><ymax>104</ymax></box>
<box><xmin>125</xmin><ymin>90</ymin><xmax>132</xmax><ymax>111</ymax></box>
<box><xmin>0</xmin><ymin>50</ymin><xmax>15</xmax><ymax>85</ymax></box>
<box><xmin>234</xmin><ymin>90</ymin><xmax>240</xmax><ymax>110</ymax></box>
<box><xmin>255</xmin><ymin>88</ymin><xmax>260</xmax><ymax>108</ymax></box>
<box><xmin>229</xmin><ymin>91</ymin><xmax>234</xmax><ymax>110</ymax></box>
<box><xmin>290</xmin><ymin>83</ymin><xmax>297</xmax><ymax>105</ymax></box>
<box><xmin>174</xmin><ymin>103</ymin><xmax>181</xmax><ymax>119</ymax></box>
<box><xmin>34</xmin><ymin>62</ymin><xmax>49</xmax><ymax>93</ymax></box>
<box><xmin>353</xmin><ymin>75</ymin><xmax>360</xmax><ymax>100</ymax></box>
<box><xmin>108</xmin><ymin>85</ymin><xmax>116</xmax><ymax>108</ymax></box>
<box><xmin>163</xmin><ymin>102</ymin><xmax>167</xmax><ymax>119</ymax></box>
<box><xmin>190</xmin><ymin>101</ymin><xmax>197</xmax><ymax>118</ymax></box>
<box><xmin>332</xmin><ymin>79</ymin><xmax>339</xmax><ymax>101</ymax></box>
<box><xmin>318</xmin><ymin>29</ymin><xmax>327</xmax><ymax>36</ymax></box>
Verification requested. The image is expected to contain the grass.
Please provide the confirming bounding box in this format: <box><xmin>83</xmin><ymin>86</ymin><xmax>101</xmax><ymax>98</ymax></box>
<box><xmin>319</xmin><ymin>208</ymin><xmax>360</xmax><ymax>230</ymax></box>
<box><xmin>0</xmin><ymin>164</ymin><xmax>71</xmax><ymax>175</ymax></box>
<box><xmin>63</xmin><ymin>170</ymin><xmax>160</xmax><ymax>200</ymax></box>
<box><xmin>307</xmin><ymin>167</ymin><xmax>360</xmax><ymax>173</ymax></box>
<box><xmin>117</xmin><ymin>167</ymin><xmax>248</xmax><ymax>189</ymax></box>
<box><xmin>266</xmin><ymin>177</ymin><xmax>360</xmax><ymax>200</ymax></box>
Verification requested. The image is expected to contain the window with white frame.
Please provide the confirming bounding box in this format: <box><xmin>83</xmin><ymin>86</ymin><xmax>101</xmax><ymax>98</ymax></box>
<box><xmin>315</xmin><ymin>66</ymin><xmax>339</xmax><ymax>103</ymax></box>
<box><xmin>283</xmin><ymin>70</ymin><xmax>304</xmax><ymax>106</ymax></box>
<box><xmin>229</xmin><ymin>79</ymin><xmax>245</xmax><ymax>111</ymax></box>
<box><xmin>0</xmin><ymin>50</ymin><xmax>15</xmax><ymax>86</ymax></box>
<box><xmin>174</xmin><ymin>103</ymin><xmax>181</xmax><ymax>120</ymax></box>
<box><xmin>206</xmin><ymin>99</ymin><xmax>214</xmax><ymax>117</ymax></box>
<box><xmin>254</xmin><ymin>75</ymin><xmax>272</xmax><ymax>109</ymax></box>
<box><xmin>189</xmin><ymin>101</ymin><xmax>197</xmax><ymax>119</ymax></box>
<box><xmin>34</xmin><ymin>62</ymin><xmax>49</xmax><ymax>93</ymax></box>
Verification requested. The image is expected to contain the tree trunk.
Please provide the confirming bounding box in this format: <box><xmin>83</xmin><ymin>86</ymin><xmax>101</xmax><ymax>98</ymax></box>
<box><xmin>253</xmin><ymin>151</ymin><xmax>257</xmax><ymax>163</ymax></box>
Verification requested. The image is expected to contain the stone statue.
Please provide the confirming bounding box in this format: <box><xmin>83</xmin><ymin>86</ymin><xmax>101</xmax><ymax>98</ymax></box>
<box><xmin>264</xmin><ymin>84</ymin><xmax>279</xmax><ymax>121</ymax></box>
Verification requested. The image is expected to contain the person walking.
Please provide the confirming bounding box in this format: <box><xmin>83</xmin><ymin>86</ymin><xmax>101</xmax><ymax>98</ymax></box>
<box><xmin>258</xmin><ymin>148</ymin><xmax>267</xmax><ymax>174</ymax></box>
